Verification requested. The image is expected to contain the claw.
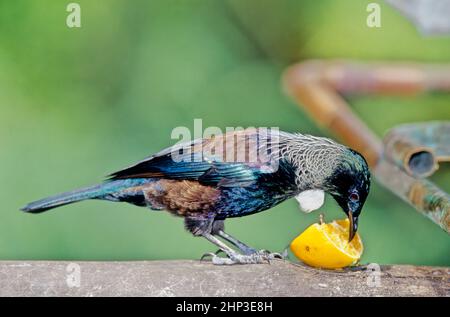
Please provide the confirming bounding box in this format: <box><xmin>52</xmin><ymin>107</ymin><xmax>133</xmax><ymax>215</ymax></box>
<box><xmin>270</xmin><ymin>252</ymin><xmax>284</xmax><ymax>259</ymax></box>
<box><xmin>215</xmin><ymin>249</ymin><xmax>225</xmax><ymax>255</ymax></box>
<box><xmin>211</xmin><ymin>255</ymin><xmax>235</xmax><ymax>265</ymax></box>
<box><xmin>255</xmin><ymin>250</ymin><xmax>285</xmax><ymax>261</ymax></box>
<box><xmin>201</xmin><ymin>252</ymin><xmax>235</xmax><ymax>265</ymax></box>
<box><xmin>200</xmin><ymin>252</ymin><xmax>216</xmax><ymax>262</ymax></box>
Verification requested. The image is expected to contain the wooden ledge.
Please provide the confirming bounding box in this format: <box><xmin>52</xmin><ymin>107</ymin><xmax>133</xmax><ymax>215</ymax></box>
<box><xmin>0</xmin><ymin>260</ymin><xmax>448</xmax><ymax>297</ymax></box>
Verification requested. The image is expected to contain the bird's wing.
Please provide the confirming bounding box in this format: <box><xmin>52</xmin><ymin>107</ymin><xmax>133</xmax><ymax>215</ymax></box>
<box><xmin>108</xmin><ymin>128</ymin><xmax>282</xmax><ymax>187</ymax></box>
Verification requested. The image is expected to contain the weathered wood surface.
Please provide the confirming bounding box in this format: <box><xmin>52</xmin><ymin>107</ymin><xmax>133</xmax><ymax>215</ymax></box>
<box><xmin>0</xmin><ymin>260</ymin><xmax>448</xmax><ymax>297</ymax></box>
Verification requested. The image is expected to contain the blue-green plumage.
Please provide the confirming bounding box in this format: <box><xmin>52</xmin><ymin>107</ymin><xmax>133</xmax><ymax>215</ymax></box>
<box><xmin>213</xmin><ymin>159</ymin><xmax>298</xmax><ymax>218</ymax></box>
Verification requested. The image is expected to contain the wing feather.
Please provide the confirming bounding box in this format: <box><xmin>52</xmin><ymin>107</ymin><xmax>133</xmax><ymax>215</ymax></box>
<box><xmin>108</xmin><ymin>128</ymin><xmax>282</xmax><ymax>187</ymax></box>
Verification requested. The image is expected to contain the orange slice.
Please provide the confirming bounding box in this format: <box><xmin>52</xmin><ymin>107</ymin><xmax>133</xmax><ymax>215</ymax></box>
<box><xmin>290</xmin><ymin>218</ymin><xmax>363</xmax><ymax>269</ymax></box>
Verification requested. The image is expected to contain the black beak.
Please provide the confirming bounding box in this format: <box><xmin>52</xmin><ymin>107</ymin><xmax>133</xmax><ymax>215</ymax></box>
<box><xmin>347</xmin><ymin>210</ymin><xmax>359</xmax><ymax>242</ymax></box>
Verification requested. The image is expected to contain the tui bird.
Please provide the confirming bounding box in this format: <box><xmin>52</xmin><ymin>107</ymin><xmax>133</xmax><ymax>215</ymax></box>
<box><xmin>22</xmin><ymin>128</ymin><xmax>370</xmax><ymax>265</ymax></box>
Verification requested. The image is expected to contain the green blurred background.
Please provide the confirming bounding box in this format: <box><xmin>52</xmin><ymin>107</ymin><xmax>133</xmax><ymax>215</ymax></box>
<box><xmin>0</xmin><ymin>0</ymin><xmax>449</xmax><ymax>265</ymax></box>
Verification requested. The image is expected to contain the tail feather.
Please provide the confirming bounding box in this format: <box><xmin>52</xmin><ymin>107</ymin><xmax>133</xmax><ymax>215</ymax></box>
<box><xmin>21</xmin><ymin>179</ymin><xmax>153</xmax><ymax>213</ymax></box>
<box><xmin>21</xmin><ymin>184</ymin><xmax>110</xmax><ymax>213</ymax></box>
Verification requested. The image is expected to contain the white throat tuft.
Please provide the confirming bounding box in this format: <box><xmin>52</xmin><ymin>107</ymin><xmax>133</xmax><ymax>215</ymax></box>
<box><xmin>295</xmin><ymin>189</ymin><xmax>325</xmax><ymax>213</ymax></box>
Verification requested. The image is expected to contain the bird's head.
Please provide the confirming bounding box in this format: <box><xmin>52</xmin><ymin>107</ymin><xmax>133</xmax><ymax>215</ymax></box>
<box><xmin>324</xmin><ymin>149</ymin><xmax>371</xmax><ymax>242</ymax></box>
<box><xmin>279</xmin><ymin>133</ymin><xmax>371</xmax><ymax>241</ymax></box>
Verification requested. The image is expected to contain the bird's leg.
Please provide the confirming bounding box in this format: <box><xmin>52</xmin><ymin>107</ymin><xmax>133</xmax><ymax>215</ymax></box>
<box><xmin>217</xmin><ymin>230</ymin><xmax>284</xmax><ymax>260</ymax></box>
<box><xmin>212</xmin><ymin>220</ymin><xmax>282</xmax><ymax>257</ymax></box>
<box><xmin>201</xmin><ymin>232</ymin><xmax>283</xmax><ymax>265</ymax></box>
<box><xmin>201</xmin><ymin>233</ymin><xmax>274</xmax><ymax>265</ymax></box>
<box><xmin>188</xmin><ymin>218</ymin><xmax>281</xmax><ymax>265</ymax></box>
<box><xmin>200</xmin><ymin>233</ymin><xmax>241</xmax><ymax>265</ymax></box>
<box><xmin>216</xmin><ymin>230</ymin><xmax>256</xmax><ymax>255</ymax></box>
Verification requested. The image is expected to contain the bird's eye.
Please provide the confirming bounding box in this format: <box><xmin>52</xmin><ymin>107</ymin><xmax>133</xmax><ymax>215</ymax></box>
<box><xmin>349</xmin><ymin>192</ymin><xmax>359</xmax><ymax>202</ymax></box>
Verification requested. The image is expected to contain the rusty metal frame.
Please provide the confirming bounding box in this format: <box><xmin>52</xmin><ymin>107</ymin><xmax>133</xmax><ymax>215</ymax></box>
<box><xmin>283</xmin><ymin>60</ymin><xmax>450</xmax><ymax>233</ymax></box>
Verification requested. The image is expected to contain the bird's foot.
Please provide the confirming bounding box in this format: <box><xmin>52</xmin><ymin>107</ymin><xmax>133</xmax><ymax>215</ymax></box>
<box><xmin>233</xmin><ymin>245</ymin><xmax>285</xmax><ymax>259</ymax></box>
<box><xmin>200</xmin><ymin>250</ymin><xmax>284</xmax><ymax>265</ymax></box>
<box><xmin>253</xmin><ymin>249</ymin><xmax>285</xmax><ymax>260</ymax></box>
